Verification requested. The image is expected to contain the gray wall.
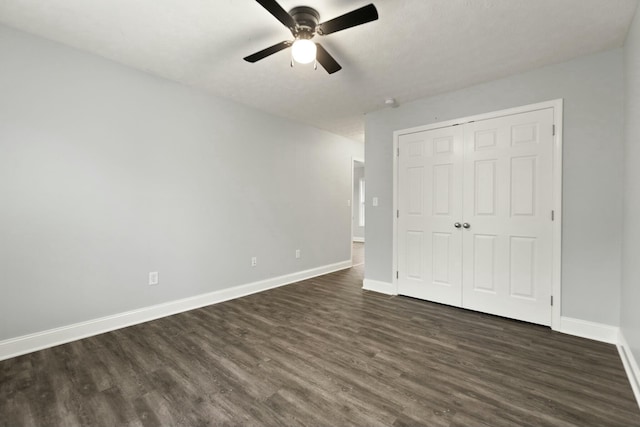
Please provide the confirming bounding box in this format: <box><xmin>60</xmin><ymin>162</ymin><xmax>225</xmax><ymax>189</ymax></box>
<box><xmin>0</xmin><ymin>24</ymin><xmax>363</xmax><ymax>341</ymax></box>
<box><xmin>365</xmin><ymin>49</ymin><xmax>625</xmax><ymax>326</ymax></box>
<box><xmin>622</xmin><ymin>7</ymin><xmax>640</xmax><ymax>370</ymax></box>
<box><xmin>352</xmin><ymin>164</ymin><xmax>365</xmax><ymax>240</ymax></box>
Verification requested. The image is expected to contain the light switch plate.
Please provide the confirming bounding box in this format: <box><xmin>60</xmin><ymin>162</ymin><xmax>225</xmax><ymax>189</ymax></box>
<box><xmin>149</xmin><ymin>272</ymin><xmax>159</xmax><ymax>286</ymax></box>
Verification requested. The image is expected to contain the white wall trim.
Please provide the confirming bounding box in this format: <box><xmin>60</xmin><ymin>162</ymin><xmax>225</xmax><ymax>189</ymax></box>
<box><xmin>618</xmin><ymin>330</ymin><xmax>640</xmax><ymax>410</ymax></box>
<box><xmin>0</xmin><ymin>260</ymin><xmax>351</xmax><ymax>362</ymax></box>
<box><xmin>551</xmin><ymin>100</ymin><xmax>564</xmax><ymax>331</ymax></box>
<box><xmin>558</xmin><ymin>316</ymin><xmax>619</xmax><ymax>344</ymax></box>
<box><xmin>352</xmin><ymin>237</ymin><xmax>365</xmax><ymax>243</ymax></box>
<box><xmin>362</xmin><ymin>279</ymin><xmax>397</xmax><ymax>295</ymax></box>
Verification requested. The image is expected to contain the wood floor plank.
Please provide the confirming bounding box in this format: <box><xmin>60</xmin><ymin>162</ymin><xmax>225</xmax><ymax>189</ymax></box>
<box><xmin>1</xmin><ymin>245</ymin><xmax>639</xmax><ymax>426</ymax></box>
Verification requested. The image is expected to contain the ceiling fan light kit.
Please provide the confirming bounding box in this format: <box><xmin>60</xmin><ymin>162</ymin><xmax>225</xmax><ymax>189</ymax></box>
<box><xmin>291</xmin><ymin>39</ymin><xmax>316</xmax><ymax>64</ymax></box>
<box><xmin>244</xmin><ymin>0</ymin><xmax>378</xmax><ymax>74</ymax></box>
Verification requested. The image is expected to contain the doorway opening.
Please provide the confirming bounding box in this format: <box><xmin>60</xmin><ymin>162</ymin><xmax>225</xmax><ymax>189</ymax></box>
<box><xmin>352</xmin><ymin>158</ymin><xmax>365</xmax><ymax>266</ymax></box>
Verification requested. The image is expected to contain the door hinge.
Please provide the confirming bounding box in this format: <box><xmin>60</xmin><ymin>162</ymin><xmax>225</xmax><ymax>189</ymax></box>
<box><xmin>551</xmin><ymin>210</ymin><xmax>555</xmax><ymax>221</ymax></box>
<box><xmin>397</xmin><ymin>209</ymin><xmax>399</xmax><ymax>218</ymax></box>
<box><xmin>396</xmin><ymin>271</ymin><xmax>399</xmax><ymax>279</ymax></box>
<box><xmin>551</xmin><ymin>295</ymin><xmax>554</xmax><ymax>306</ymax></box>
<box><xmin>552</xmin><ymin>125</ymin><xmax>556</xmax><ymax>136</ymax></box>
<box><xmin>397</xmin><ymin>147</ymin><xmax>400</xmax><ymax>157</ymax></box>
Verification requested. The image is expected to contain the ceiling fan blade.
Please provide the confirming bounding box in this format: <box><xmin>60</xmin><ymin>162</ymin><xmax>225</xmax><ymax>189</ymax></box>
<box><xmin>255</xmin><ymin>0</ymin><xmax>296</xmax><ymax>31</ymax></box>
<box><xmin>315</xmin><ymin>44</ymin><xmax>342</xmax><ymax>74</ymax></box>
<box><xmin>244</xmin><ymin>41</ymin><xmax>292</xmax><ymax>63</ymax></box>
<box><xmin>317</xmin><ymin>4</ymin><xmax>378</xmax><ymax>35</ymax></box>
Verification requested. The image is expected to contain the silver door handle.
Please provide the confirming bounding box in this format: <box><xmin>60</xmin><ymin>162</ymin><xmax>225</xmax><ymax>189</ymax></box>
<box><xmin>454</xmin><ymin>222</ymin><xmax>462</xmax><ymax>229</ymax></box>
<box><xmin>463</xmin><ymin>223</ymin><xmax>471</xmax><ymax>229</ymax></box>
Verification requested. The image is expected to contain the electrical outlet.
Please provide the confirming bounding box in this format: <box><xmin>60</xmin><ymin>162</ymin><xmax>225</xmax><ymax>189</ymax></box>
<box><xmin>347</xmin><ymin>199</ymin><xmax>351</xmax><ymax>207</ymax></box>
<box><xmin>251</xmin><ymin>257</ymin><xmax>257</xmax><ymax>267</ymax></box>
<box><xmin>372</xmin><ymin>197</ymin><xmax>379</xmax><ymax>207</ymax></box>
<box><xmin>295</xmin><ymin>249</ymin><xmax>301</xmax><ymax>259</ymax></box>
<box><xmin>149</xmin><ymin>271</ymin><xmax>159</xmax><ymax>286</ymax></box>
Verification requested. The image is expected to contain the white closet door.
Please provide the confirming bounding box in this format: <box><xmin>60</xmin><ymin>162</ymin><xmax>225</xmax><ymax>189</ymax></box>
<box><xmin>397</xmin><ymin>126</ymin><xmax>464</xmax><ymax>306</ymax></box>
<box><xmin>461</xmin><ymin>108</ymin><xmax>554</xmax><ymax>325</ymax></box>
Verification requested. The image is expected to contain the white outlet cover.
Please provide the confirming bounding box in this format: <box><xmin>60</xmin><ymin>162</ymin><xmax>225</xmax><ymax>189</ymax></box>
<box><xmin>372</xmin><ymin>197</ymin><xmax>379</xmax><ymax>207</ymax></box>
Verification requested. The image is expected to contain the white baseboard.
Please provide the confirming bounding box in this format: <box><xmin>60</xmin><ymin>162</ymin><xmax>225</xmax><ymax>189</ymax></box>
<box><xmin>0</xmin><ymin>260</ymin><xmax>352</xmax><ymax>361</ymax></box>
<box><xmin>558</xmin><ymin>317</ymin><xmax>619</xmax><ymax>344</ymax></box>
<box><xmin>618</xmin><ymin>330</ymin><xmax>640</xmax><ymax>410</ymax></box>
<box><xmin>352</xmin><ymin>237</ymin><xmax>365</xmax><ymax>243</ymax></box>
<box><xmin>362</xmin><ymin>279</ymin><xmax>396</xmax><ymax>295</ymax></box>
<box><xmin>558</xmin><ymin>318</ymin><xmax>640</xmax><ymax>408</ymax></box>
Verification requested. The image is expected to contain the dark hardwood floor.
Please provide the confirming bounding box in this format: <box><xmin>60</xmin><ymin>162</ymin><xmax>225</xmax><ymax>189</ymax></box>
<box><xmin>1</xmin><ymin>263</ymin><xmax>639</xmax><ymax>426</ymax></box>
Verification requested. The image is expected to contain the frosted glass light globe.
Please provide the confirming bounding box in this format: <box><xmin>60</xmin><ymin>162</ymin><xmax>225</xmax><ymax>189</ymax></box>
<box><xmin>291</xmin><ymin>39</ymin><xmax>316</xmax><ymax>64</ymax></box>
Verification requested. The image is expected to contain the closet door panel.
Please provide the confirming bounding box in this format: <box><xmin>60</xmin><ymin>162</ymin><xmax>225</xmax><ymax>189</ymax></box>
<box><xmin>397</xmin><ymin>127</ymin><xmax>463</xmax><ymax>306</ymax></box>
<box><xmin>461</xmin><ymin>108</ymin><xmax>554</xmax><ymax>326</ymax></box>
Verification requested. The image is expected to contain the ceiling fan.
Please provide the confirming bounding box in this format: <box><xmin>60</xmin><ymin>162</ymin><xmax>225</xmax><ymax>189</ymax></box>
<box><xmin>244</xmin><ymin>0</ymin><xmax>379</xmax><ymax>74</ymax></box>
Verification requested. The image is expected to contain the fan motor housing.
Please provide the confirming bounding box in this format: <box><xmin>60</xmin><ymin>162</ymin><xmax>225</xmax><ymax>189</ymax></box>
<box><xmin>289</xmin><ymin>6</ymin><xmax>320</xmax><ymax>33</ymax></box>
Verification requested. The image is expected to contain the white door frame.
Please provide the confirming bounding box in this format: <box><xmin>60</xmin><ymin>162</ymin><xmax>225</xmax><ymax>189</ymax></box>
<box><xmin>392</xmin><ymin>99</ymin><xmax>563</xmax><ymax>330</ymax></box>
<box><xmin>351</xmin><ymin>157</ymin><xmax>364</xmax><ymax>265</ymax></box>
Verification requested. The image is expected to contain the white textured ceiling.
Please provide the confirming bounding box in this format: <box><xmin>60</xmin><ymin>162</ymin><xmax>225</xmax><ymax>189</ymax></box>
<box><xmin>0</xmin><ymin>0</ymin><xmax>637</xmax><ymax>141</ymax></box>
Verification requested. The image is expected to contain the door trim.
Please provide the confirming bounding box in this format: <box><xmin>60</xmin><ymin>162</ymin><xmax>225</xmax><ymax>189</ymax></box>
<box><xmin>392</xmin><ymin>99</ymin><xmax>564</xmax><ymax>330</ymax></box>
